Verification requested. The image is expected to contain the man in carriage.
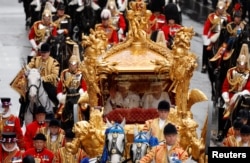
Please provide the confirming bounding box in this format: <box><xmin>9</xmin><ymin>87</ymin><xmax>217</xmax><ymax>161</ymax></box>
<box><xmin>201</xmin><ymin>0</ymin><xmax>232</xmax><ymax>73</ymax></box>
<box><xmin>56</xmin><ymin>55</ymin><xmax>88</xmax><ymax>131</ymax></box>
<box><xmin>28</xmin><ymin>5</ymin><xmax>57</xmax><ymax>63</ymax></box>
<box><xmin>0</xmin><ymin>98</ymin><xmax>26</xmax><ymax>151</ymax></box>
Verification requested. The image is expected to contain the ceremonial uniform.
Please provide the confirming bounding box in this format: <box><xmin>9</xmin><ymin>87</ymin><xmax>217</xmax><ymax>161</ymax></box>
<box><xmin>29</xmin><ymin>20</ymin><xmax>57</xmax><ymax>49</ymax></box>
<box><xmin>141</xmin><ymin>123</ymin><xmax>188</xmax><ymax>163</ymax></box>
<box><xmin>24</xmin><ymin>106</ymin><xmax>48</xmax><ymax>150</ymax></box>
<box><xmin>143</xmin><ymin>100</ymin><xmax>172</xmax><ymax>142</ymax></box>
<box><xmin>161</xmin><ymin>24</ymin><xmax>182</xmax><ymax>46</ymax></box>
<box><xmin>0</xmin><ymin>132</ymin><xmax>22</xmax><ymax>163</ymax></box>
<box><xmin>222</xmin><ymin>67</ymin><xmax>250</xmax><ymax>100</ymax></box>
<box><xmin>149</xmin><ymin>14</ymin><xmax>166</xmax><ymax>33</ymax></box>
<box><xmin>56</xmin><ymin>55</ymin><xmax>87</xmax><ymax>130</ymax></box>
<box><xmin>0</xmin><ymin>98</ymin><xmax>25</xmax><ymax>150</ymax></box>
<box><xmin>27</xmin><ymin>55</ymin><xmax>60</xmax><ymax>87</ymax></box>
<box><xmin>23</xmin><ymin>148</ymin><xmax>54</xmax><ymax>163</ymax></box>
<box><xmin>52</xmin><ymin>3</ymin><xmax>72</xmax><ymax>37</ymax></box>
<box><xmin>23</xmin><ymin>133</ymin><xmax>54</xmax><ymax>163</ymax></box>
<box><xmin>24</xmin><ymin>121</ymin><xmax>47</xmax><ymax>150</ymax></box>
<box><xmin>223</xmin><ymin>135</ymin><xmax>241</xmax><ymax>147</ymax></box>
<box><xmin>201</xmin><ymin>1</ymin><xmax>231</xmax><ymax>73</ymax></box>
<box><xmin>54</xmin><ymin>129</ymin><xmax>87</xmax><ymax>163</ymax></box>
<box><xmin>140</xmin><ymin>142</ymin><xmax>188</xmax><ymax>163</ymax></box>
<box><xmin>54</xmin><ymin>147</ymin><xmax>87</xmax><ymax>163</ymax></box>
<box><xmin>95</xmin><ymin>23</ymin><xmax>118</xmax><ymax>44</ymax></box>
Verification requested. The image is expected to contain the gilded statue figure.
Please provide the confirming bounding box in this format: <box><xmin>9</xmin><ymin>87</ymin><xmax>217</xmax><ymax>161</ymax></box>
<box><xmin>65</xmin><ymin>108</ymin><xmax>106</xmax><ymax>158</ymax></box>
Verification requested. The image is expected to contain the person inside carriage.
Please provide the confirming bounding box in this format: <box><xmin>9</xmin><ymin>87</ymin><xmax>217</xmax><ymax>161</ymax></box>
<box><xmin>26</xmin><ymin>43</ymin><xmax>60</xmax><ymax>110</ymax></box>
<box><xmin>28</xmin><ymin>5</ymin><xmax>57</xmax><ymax>63</ymax></box>
<box><xmin>221</xmin><ymin>51</ymin><xmax>250</xmax><ymax>119</ymax></box>
<box><xmin>52</xmin><ymin>3</ymin><xmax>72</xmax><ymax>38</ymax></box>
<box><xmin>105</xmin><ymin>0</ymin><xmax>127</xmax><ymax>42</ymax></box>
<box><xmin>201</xmin><ymin>1</ymin><xmax>232</xmax><ymax>73</ymax></box>
<box><xmin>0</xmin><ymin>132</ymin><xmax>22</xmax><ymax>163</ymax></box>
<box><xmin>209</xmin><ymin>10</ymin><xmax>248</xmax><ymax>62</ymax></box>
<box><xmin>0</xmin><ymin>98</ymin><xmax>26</xmax><ymax>151</ymax></box>
<box><xmin>56</xmin><ymin>55</ymin><xmax>88</xmax><ymax>131</ymax></box>
<box><xmin>104</xmin><ymin>81</ymin><xmax>140</xmax><ymax>116</ymax></box>
<box><xmin>95</xmin><ymin>8</ymin><xmax>119</xmax><ymax>47</ymax></box>
<box><xmin>141</xmin><ymin>81</ymin><xmax>172</xmax><ymax>109</ymax></box>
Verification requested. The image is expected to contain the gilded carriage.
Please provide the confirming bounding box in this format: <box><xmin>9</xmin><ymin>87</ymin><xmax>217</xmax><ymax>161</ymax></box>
<box><xmin>68</xmin><ymin>0</ymin><xmax>209</xmax><ymax>162</ymax></box>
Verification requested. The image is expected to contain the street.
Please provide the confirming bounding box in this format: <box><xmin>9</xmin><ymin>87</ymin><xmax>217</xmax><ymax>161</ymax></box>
<box><xmin>0</xmin><ymin>0</ymin><xmax>216</xmax><ymax>152</ymax></box>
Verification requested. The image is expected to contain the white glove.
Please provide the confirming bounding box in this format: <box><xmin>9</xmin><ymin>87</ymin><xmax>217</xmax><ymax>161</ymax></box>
<box><xmin>57</xmin><ymin>29</ymin><xmax>65</xmax><ymax>34</ymax></box>
<box><xmin>79</xmin><ymin>88</ymin><xmax>85</xmax><ymax>96</ymax></box>
<box><xmin>30</xmin><ymin>39</ymin><xmax>38</xmax><ymax>51</ymax></box>
<box><xmin>222</xmin><ymin>92</ymin><xmax>229</xmax><ymax>103</ymax></box>
<box><xmin>118</xmin><ymin>28</ymin><xmax>123</xmax><ymax>35</ymax></box>
<box><xmin>57</xmin><ymin>93</ymin><xmax>66</xmax><ymax>104</ymax></box>
<box><xmin>202</xmin><ymin>35</ymin><xmax>210</xmax><ymax>46</ymax></box>
<box><xmin>241</xmin><ymin>90</ymin><xmax>250</xmax><ymax>95</ymax></box>
<box><xmin>230</xmin><ymin>92</ymin><xmax>241</xmax><ymax>105</ymax></box>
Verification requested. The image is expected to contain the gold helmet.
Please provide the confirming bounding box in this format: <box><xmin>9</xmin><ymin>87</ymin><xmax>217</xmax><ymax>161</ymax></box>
<box><xmin>69</xmin><ymin>55</ymin><xmax>79</xmax><ymax>65</ymax></box>
<box><xmin>237</xmin><ymin>44</ymin><xmax>249</xmax><ymax>68</ymax></box>
<box><xmin>42</xmin><ymin>2</ymin><xmax>52</xmax><ymax>18</ymax></box>
<box><xmin>216</xmin><ymin>1</ymin><xmax>226</xmax><ymax>10</ymax></box>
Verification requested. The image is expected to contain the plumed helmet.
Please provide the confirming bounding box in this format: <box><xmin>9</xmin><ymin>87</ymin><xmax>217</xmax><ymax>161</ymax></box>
<box><xmin>42</xmin><ymin>2</ymin><xmax>52</xmax><ymax>18</ymax></box>
<box><xmin>69</xmin><ymin>55</ymin><xmax>79</xmax><ymax>65</ymax></box>
<box><xmin>106</xmin><ymin>0</ymin><xmax>118</xmax><ymax>12</ymax></box>
<box><xmin>216</xmin><ymin>1</ymin><xmax>226</xmax><ymax>10</ymax></box>
<box><xmin>237</xmin><ymin>44</ymin><xmax>249</xmax><ymax>67</ymax></box>
<box><xmin>101</xmin><ymin>8</ymin><xmax>111</xmax><ymax>20</ymax></box>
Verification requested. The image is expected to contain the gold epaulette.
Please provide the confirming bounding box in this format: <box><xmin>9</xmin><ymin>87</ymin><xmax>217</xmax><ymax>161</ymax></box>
<box><xmin>226</xmin><ymin>22</ymin><xmax>234</xmax><ymax>34</ymax></box>
<box><xmin>64</xmin><ymin>14</ymin><xmax>71</xmax><ymax>19</ymax></box>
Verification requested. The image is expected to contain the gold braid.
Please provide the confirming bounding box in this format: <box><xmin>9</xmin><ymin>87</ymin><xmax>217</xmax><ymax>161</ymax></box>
<box><xmin>34</xmin><ymin>23</ymin><xmax>46</xmax><ymax>42</ymax></box>
<box><xmin>53</xmin><ymin>15</ymin><xmax>67</xmax><ymax>29</ymax></box>
<box><xmin>227</xmin><ymin>69</ymin><xmax>248</xmax><ymax>92</ymax></box>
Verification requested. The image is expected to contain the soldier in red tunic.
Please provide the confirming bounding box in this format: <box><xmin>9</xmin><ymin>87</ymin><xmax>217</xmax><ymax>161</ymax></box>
<box><xmin>24</xmin><ymin>106</ymin><xmax>47</xmax><ymax>150</ymax></box>
<box><xmin>201</xmin><ymin>1</ymin><xmax>231</xmax><ymax>73</ymax></box>
<box><xmin>23</xmin><ymin>133</ymin><xmax>54</xmax><ymax>163</ymax></box>
<box><xmin>95</xmin><ymin>9</ymin><xmax>118</xmax><ymax>46</ymax></box>
<box><xmin>56</xmin><ymin>55</ymin><xmax>88</xmax><ymax>131</ymax></box>
<box><xmin>148</xmin><ymin>0</ymin><xmax>166</xmax><ymax>34</ymax></box>
<box><xmin>105</xmin><ymin>0</ymin><xmax>127</xmax><ymax>41</ymax></box>
<box><xmin>0</xmin><ymin>132</ymin><xmax>22</xmax><ymax>163</ymax></box>
<box><xmin>0</xmin><ymin>98</ymin><xmax>25</xmax><ymax>151</ymax></box>
<box><xmin>28</xmin><ymin>5</ymin><xmax>57</xmax><ymax>62</ymax></box>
